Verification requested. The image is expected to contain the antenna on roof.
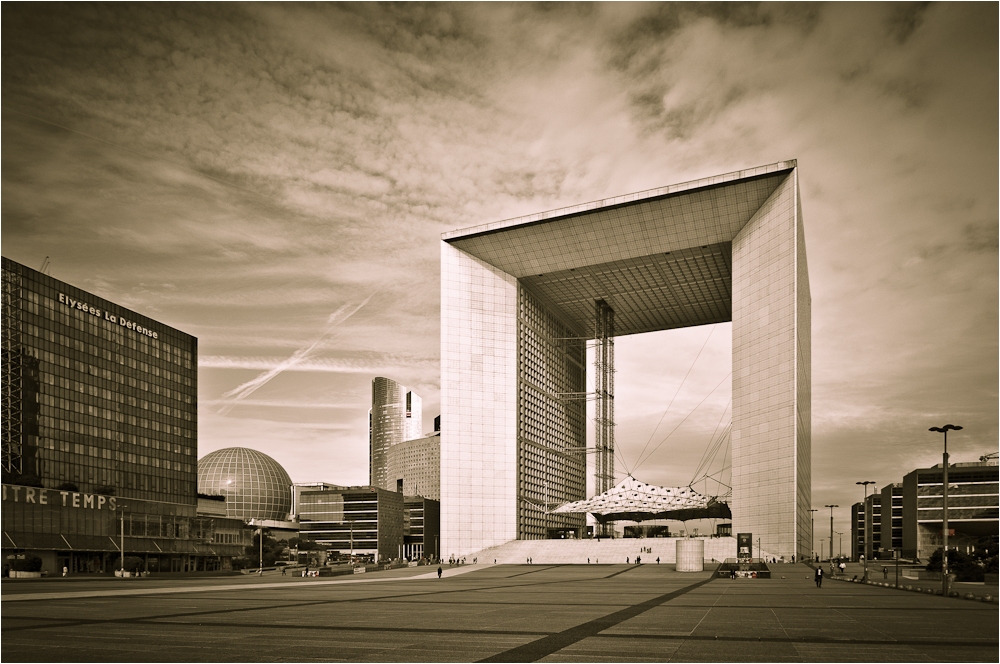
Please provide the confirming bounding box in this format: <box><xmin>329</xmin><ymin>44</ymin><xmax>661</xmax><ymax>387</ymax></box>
<box><xmin>39</xmin><ymin>256</ymin><xmax>51</xmax><ymax>274</ymax></box>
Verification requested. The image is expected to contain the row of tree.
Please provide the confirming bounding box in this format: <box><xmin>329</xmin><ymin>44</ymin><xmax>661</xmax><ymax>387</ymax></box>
<box><xmin>231</xmin><ymin>533</ymin><xmax>320</xmax><ymax>570</ymax></box>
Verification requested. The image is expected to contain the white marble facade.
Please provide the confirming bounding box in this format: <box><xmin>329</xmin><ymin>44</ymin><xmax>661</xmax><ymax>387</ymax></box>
<box><xmin>441</xmin><ymin>162</ymin><xmax>810</xmax><ymax>559</ymax></box>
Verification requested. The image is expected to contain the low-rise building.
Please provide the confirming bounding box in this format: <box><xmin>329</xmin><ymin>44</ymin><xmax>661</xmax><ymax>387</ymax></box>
<box><xmin>880</xmin><ymin>482</ymin><xmax>903</xmax><ymax>556</ymax></box>
<box><xmin>902</xmin><ymin>460</ymin><xmax>999</xmax><ymax>560</ymax></box>
<box><xmin>298</xmin><ymin>486</ymin><xmax>403</xmax><ymax>562</ymax></box>
<box><xmin>403</xmin><ymin>496</ymin><xmax>440</xmax><ymax>560</ymax></box>
<box><xmin>864</xmin><ymin>493</ymin><xmax>882</xmax><ymax>559</ymax></box>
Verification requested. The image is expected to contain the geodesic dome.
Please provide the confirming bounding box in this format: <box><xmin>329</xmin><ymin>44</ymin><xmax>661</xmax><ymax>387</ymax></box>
<box><xmin>197</xmin><ymin>447</ymin><xmax>292</xmax><ymax>521</ymax></box>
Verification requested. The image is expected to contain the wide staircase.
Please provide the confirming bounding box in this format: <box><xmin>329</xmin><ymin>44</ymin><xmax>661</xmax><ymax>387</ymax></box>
<box><xmin>466</xmin><ymin>537</ymin><xmax>768</xmax><ymax>565</ymax></box>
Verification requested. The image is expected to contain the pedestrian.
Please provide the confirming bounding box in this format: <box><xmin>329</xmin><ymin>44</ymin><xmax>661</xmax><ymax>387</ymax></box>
<box><xmin>815</xmin><ymin>566</ymin><xmax>823</xmax><ymax>588</ymax></box>
<box><xmin>656</xmin><ymin>557</ymin><xmax>660</xmax><ymax>564</ymax></box>
<box><xmin>437</xmin><ymin>566</ymin><xmax>442</xmax><ymax>579</ymax></box>
<box><xmin>839</xmin><ymin>561</ymin><xmax>846</xmax><ymax>575</ymax></box>
<box><xmin>883</xmin><ymin>566</ymin><xmax>888</xmax><ymax>580</ymax></box>
<box><xmin>281</xmin><ymin>567</ymin><xmax>286</xmax><ymax>576</ymax></box>
<box><xmin>626</xmin><ymin>557</ymin><xmax>629</xmax><ymax>564</ymax></box>
<box><xmin>636</xmin><ymin>556</ymin><xmax>641</xmax><ymax>565</ymax></box>
<box><xmin>587</xmin><ymin>558</ymin><xmax>590</xmax><ymax>564</ymax></box>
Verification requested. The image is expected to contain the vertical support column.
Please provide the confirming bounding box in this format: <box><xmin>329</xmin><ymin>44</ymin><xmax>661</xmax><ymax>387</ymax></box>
<box><xmin>1</xmin><ymin>261</ymin><xmax>24</xmax><ymax>478</ymax></box>
<box><xmin>731</xmin><ymin>170</ymin><xmax>809</xmax><ymax>560</ymax></box>
<box><xmin>594</xmin><ymin>300</ymin><xmax>615</xmax><ymax>535</ymax></box>
<box><xmin>440</xmin><ymin>242</ymin><xmax>519</xmax><ymax>556</ymax></box>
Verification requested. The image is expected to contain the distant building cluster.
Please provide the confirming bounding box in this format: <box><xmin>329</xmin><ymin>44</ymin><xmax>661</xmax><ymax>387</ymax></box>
<box><xmin>851</xmin><ymin>458</ymin><xmax>999</xmax><ymax>561</ymax></box>
<box><xmin>2</xmin><ymin>257</ymin><xmax>445</xmax><ymax>576</ymax></box>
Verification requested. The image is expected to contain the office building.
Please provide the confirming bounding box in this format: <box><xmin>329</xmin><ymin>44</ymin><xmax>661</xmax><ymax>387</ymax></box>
<box><xmin>440</xmin><ymin>162</ymin><xmax>810</xmax><ymax>557</ymax></box>
<box><xmin>864</xmin><ymin>493</ymin><xmax>882</xmax><ymax>559</ymax></box>
<box><xmin>1</xmin><ymin>257</ymin><xmax>246</xmax><ymax>573</ymax></box>
<box><xmin>851</xmin><ymin>502</ymin><xmax>864</xmax><ymax>561</ymax></box>
<box><xmin>386</xmin><ymin>432</ymin><xmax>440</xmax><ymax>500</ymax></box>
<box><xmin>291</xmin><ymin>481</ymin><xmax>345</xmax><ymax>519</ymax></box>
<box><xmin>880</xmin><ymin>482</ymin><xmax>903</xmax><ymax>555</ymax></box>
<box><xmin>298</xmin><ymin>486</ymin><xmax>403</xmax><ymax>562</ymax></box>
<box><xmin>403</xmin><ymin>495</ymin><xmax>440</xmax><ymax>560</ymax></box>
<box><xmin>369</xmin><ymin>377</ymin><xmax>422</xmax><ymax>490</ymax></box>
<box><xmin>902</xmin><ymin>459</ymin><xmax>998</xmax><ymax>560</ymax></box>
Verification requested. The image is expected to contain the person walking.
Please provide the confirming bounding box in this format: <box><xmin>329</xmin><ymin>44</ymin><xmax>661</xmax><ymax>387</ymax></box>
<box><xmin>815</xmin><ymin>566</ymin><xmax>823</xmax><ymax>588</ymax></box>
<box><xmin>626</xmin><ymin>557</ymin><xmax>629</xmax><ymax>564</ymax></box>
<box><xmin>883</xmin><ymin>566</ymin><xmax>888</xmax><ymax>580</ymax></box>
<box><xmin>656</xmin><ymin>557</ymin><xmax>660</xmax><ymax>564</ymax></box>
<box><xmin>437</xmin><ymin>566</ymin><xmax>442</xmax><ymax>579</ymax></box>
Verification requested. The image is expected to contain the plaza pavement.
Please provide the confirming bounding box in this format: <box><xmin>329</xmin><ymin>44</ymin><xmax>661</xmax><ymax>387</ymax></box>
<box><xmin>3</xmin><ymin>563</ymin><xmax>997</xmax><ymax>662</ymax></box>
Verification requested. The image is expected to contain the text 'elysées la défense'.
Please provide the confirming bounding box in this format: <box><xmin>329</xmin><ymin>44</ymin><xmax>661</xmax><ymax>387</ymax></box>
<box><xmin>59</xmin><ymin>293</ymin><xmax>158</xmax><ymax>339</ymax></box>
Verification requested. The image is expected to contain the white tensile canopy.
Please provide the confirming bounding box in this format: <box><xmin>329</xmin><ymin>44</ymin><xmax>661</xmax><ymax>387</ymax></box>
<box><xmin>552</xmin><ymin>475</ymin><xmax>729</xmax><ymax>523</ymax></box>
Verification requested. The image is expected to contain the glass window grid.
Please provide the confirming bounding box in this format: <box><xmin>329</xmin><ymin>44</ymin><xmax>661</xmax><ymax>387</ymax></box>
<box><xmin>5</xmin><ymin>259</ymin><xmax>198</xmax><ymax>505</ymax></box>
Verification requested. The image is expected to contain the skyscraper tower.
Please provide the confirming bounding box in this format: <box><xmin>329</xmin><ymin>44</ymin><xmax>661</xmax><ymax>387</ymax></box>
<box><xmin>369</xmin><ymin>377</ymin><xmax>421</xmax><ymax>490</ymax></box>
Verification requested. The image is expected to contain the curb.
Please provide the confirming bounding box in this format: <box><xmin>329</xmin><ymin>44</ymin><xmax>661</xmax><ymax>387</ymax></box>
<box><xmin>830</xmin><ymin>574</ymin><xmax>998</xmax><ymax>603</ymax></box>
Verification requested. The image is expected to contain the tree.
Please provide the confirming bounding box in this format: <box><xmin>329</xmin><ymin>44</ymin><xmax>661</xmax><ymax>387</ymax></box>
<box><xmin>925</xmin><ymin>549</ymin><xmax>985</xmax><ymax>582</ymax></box>
<box><xmin>112</xmin><ymin>556</ymin><xmax>145</xmax><ymax>574</ymax></box>
<box><xmin>246</xmin><ymin>530</ymin><xmax>284</xmax><ymax>568</ymax></box>
<box><xmin>10</xmin><ymin>554</ymin><xmax>42</xmax><ymax>572</ymax></box>
<box><xmin>287</xmin><ymin>537</ymin><xmax>319</xmax><ymax>551</ymax></box>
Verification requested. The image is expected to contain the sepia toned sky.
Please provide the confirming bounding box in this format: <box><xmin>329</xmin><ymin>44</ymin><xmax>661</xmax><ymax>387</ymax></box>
<box><xmin>2</xmin><ymin>3</ymin><xmax>996</xmax><ymax>540</ymax></box>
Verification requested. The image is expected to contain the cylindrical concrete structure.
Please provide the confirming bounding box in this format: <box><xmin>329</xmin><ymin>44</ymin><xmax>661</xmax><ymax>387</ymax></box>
<box><xmin>676</xmin><ymin>539</ymin><xmax>705</xmax><ymax>572</ymax></box>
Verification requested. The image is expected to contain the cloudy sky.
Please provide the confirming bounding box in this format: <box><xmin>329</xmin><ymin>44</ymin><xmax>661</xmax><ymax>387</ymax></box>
<box><xmin>2</xmin><ymin>3</ymin><xmax>996</xmax><ymax>544</ymax></box>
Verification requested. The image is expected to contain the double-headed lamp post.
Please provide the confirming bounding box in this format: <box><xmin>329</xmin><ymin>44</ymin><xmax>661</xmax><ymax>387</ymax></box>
<box><xmin>929</xmin><ymin>424</ymin><xmax>962</xmax><ymax>596</ymax></box>
<box><xmin>808</xmin><ymin>508</ymin><xmax>819</xmax><ymax>561</ymax></box>
<box><xmin>856</xmin><ymin>481</ymin><xmax>875</xmax><ymax>580</ymax></box>
<box><xmin>824</xmin><ymin>505</ymin><xmax>839</xmax><ymax>562</ymax></box>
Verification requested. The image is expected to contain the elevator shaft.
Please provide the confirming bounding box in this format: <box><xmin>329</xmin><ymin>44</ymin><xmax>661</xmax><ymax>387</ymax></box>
<box><xmin>594</xmin><ymin>300</ymin><xmax>615</xmax><ymax>535</ymax></box>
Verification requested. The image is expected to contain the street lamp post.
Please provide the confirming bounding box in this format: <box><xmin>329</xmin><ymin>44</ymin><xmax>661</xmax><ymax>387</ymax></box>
<box><xmin>856</xmin><ymin>481</ymin><xmax>875</xmax><ymax>581</ymax></box>
<box><xmin>824</xmin><ymin>505</ymin><xmax>839</xmax><ymax>562</ymax></box>
<box><xmin>836</xmin><ymin>532</ymin><xmax>843</xmax><ymax>558</ymax></box>
<box><xmin>808</xmin><ymin>509</ymin><xmax>818</xmax><ymax>562</ymax></box>
<box><xmin>118</xmin><ymin>504</ymin><xmax>129</xmax><ymax>578</ymax></box>
<box><xmin>929</xmin><ymin>424</ymin><xmax>962</xmax><ymax>596</ymax></box>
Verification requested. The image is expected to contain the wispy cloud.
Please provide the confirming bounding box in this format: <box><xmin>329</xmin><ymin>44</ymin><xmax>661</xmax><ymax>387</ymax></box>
<box><xmin>1</xmin><ymin>3</ymin><xmax>995</xmax><ymax>515</ymax></box>
<box><xmin>216</xmin><ymin>293</ymin><xmax>376</xmax><ymax>414</ymax></box>
<box><xmin>200</xmin><ymin>399</ymin><xmax>359</xmax><ymax>410</ymax></box>
<box><xmin>200</xmin><ymin>354</ymin><xmax>434</xmax><ymax>373</ymax></box>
